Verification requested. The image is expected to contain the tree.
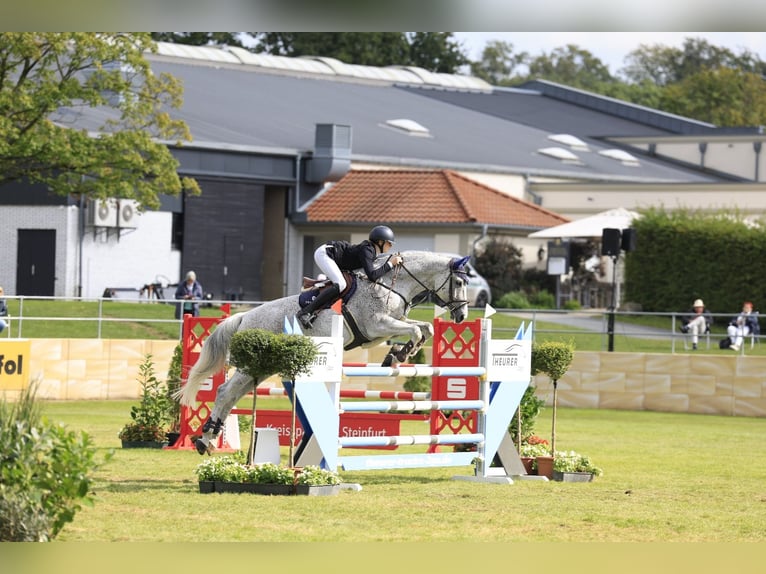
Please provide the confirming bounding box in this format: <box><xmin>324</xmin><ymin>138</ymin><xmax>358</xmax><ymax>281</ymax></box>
<box><xmin>469</xmin><ymin>40</ymin><xmax>527</xmax><ymax>85</ymax></box>
<box><xmin>150</xmin><ymin>33</ymin><xmax>244</xmax><ymax>48</ymax></box>
<box><xmin>621</xmin><ymin>36</ymin><xmax>765</xmax><ymax>86</ymax></box>
<box><xmin>406</xmin><ymin>32</ymin><xmax>468</xmax><ymax>73</ymax></box>
<box><xmin>473</xmin><ymin>236</ymin><xmax>523</xmax><ymax>301</ymax></box>
<box><xmin>252</xmin><ymin>32</ymin><xmax>468</xmax><ymax>73</ymax></box>
<box><xmin>659</xmin><ymin>67</ymin><xmax>766</xmax><ymax>126</ymax></box>
<box><xmin>0</xmin><ymin>33</ymin><xmax>200</xmax><ymax>209</ymax></box>
<box><xmin>524</xmin><ymin>44</ymin><xmax>614</xmax><ymax>91</ymax></box>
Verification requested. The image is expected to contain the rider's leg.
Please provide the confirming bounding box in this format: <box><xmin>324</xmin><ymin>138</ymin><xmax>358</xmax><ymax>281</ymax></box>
<box><xmin>296</xmin><ymin>283</ymin><xmax>340</xmax><ymax>329</ymax></box>
<box><xmin>296</xmin><ymin>244</ymin><xmax>346</xmax><ymax>329</ymax></box>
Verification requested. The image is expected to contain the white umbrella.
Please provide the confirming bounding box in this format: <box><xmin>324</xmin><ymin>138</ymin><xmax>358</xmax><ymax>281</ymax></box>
<box><xmin>528</xmin><ymin>207</ymin><xmax>640</xmax><ymax>239</ymax></box>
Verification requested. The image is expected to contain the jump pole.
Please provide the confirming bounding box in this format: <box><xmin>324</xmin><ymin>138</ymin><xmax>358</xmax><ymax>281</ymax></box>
<box><xmin>285</xmin><ymin>315</ymin><xmax>534</xmax><ymax>484</ymax></box>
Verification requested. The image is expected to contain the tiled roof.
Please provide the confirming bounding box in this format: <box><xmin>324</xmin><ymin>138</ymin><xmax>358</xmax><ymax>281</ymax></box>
<box><xmin>306</xmin><ymin>169</ymin><xmax>570</xmax><ymax>229</ymax></box>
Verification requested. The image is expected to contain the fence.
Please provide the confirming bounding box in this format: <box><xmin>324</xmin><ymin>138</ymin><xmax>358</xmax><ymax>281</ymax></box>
<box><xmin>0</xmin><ymin>296</ymin><xmax>762</xmax><ymax>355</ymax></box>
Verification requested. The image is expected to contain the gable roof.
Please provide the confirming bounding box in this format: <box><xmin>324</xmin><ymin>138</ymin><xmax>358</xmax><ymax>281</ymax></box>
<box><xmin>305</xmin><ymin>169</ymin><xmax>569</xmax><ymax>230</ymax></box>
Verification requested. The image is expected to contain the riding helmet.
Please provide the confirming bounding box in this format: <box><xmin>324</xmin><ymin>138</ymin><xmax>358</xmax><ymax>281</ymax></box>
<box><xmin>369</xmin><ymin>225</ymin><xmax>395</xmax><ymax>244</ymax></box>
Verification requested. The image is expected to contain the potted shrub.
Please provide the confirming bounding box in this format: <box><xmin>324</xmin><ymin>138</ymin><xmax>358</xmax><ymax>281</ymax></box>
<box><xmin>531</xmin><ymin>340</ymin><xmax>575</xmax><ymax>456</ymax></box>
<box><xmin>552</xmin><ymin>450</ymin><xmax>603</xmax><ymax>482</ymax></box>
<box><xmin>518</xmin><ymin>435</ymin><xmax>551</xmax><ymax>475</ymax></box>
<box><xmin>118</xmin><ymin>354</ymin><xmax>175</xmax><ymax>448</ymax></box>
<box><xmin>164</xmin><ymin>343</ymin><xmax>183</xmax><ymax>446</ymax></box>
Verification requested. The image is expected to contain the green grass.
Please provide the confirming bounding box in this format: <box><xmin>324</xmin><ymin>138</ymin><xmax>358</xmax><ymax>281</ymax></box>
<box><xmin>40</xmin><ymin>399</ymin><xmax>766</xmax><ymax>542</ymax></box>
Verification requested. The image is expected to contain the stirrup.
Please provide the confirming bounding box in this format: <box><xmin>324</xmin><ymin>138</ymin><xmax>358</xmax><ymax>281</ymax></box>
<box><xmin>297</xmin><ymin>311</ymin><xmax>316</xmax><ymax>330</ymax></box>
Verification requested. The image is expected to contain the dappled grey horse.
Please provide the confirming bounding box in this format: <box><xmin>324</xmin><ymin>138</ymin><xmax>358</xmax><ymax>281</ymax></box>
<box><xmin>178</xmin><ymin>251</ymin><xmax>471</xmax><ymax>454</ymax></box>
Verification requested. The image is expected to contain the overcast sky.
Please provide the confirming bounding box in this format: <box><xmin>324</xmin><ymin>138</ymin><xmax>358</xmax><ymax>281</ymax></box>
<box><xmin>453</xmin><ymin>32</ymin><xmax>766</xmax><ymax>76</ymax></box>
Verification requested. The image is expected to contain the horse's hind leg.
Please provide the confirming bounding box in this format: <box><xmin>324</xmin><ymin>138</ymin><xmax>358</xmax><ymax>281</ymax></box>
<box><xmin>195</xmin><ymin>370</ymin><xmax>255</xmax><ymax>455</ymax></box>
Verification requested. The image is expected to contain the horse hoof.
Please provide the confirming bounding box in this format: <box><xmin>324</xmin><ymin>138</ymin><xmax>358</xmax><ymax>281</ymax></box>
<box><xmin>381</xmin><ymin>354</ymin><xmax>394</xmax><ymax>367</ymax></box>
<box><xmin>195</xmin><ymin>438</ymin><xmax>208</xmax><ymax>455</ymax></box>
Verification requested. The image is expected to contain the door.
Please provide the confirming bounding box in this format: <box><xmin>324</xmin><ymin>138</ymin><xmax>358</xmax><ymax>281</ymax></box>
<box><xmin>16</xmin><ymin>229</ymin><xmax>56</xmax><ymax>296</ymax></box>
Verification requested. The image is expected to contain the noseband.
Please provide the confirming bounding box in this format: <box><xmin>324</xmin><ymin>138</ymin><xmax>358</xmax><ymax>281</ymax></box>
<box><xmin>392</xmin><ymin>260</ymin><xmax>469</xmax><ymax>315</ymax></box>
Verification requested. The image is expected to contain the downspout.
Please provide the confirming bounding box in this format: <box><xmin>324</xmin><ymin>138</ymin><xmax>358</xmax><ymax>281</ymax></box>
<box><xmin>78</xmin><ymin>190</ymin><xmax>85</xmax><ymax>298</ymax></box>
<box><xmin>754</xmin><ymin>142</ymin><xmax>762</xmax><ymax>182</ymax></box>
<box><xmin>471</xmin><ymin>223</ymin><xmax>488</xmax><ymax>262</ymax></box>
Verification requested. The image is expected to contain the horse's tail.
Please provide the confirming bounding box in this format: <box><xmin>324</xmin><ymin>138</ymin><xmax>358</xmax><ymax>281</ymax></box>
<box><xmin>175</xmin><ymin>312</ymin><xmax>246</xmax><ymax>406</ymax></box>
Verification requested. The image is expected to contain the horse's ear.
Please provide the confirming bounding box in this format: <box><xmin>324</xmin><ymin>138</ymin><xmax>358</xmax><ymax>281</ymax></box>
<box><xmin>452</xmin><ymin>255</ymin><xmax>471</xmax><ymax>270</ymax></box>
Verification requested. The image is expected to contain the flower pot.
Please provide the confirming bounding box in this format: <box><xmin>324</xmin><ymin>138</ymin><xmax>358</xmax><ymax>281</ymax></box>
<box><xmin>520</xmin><ymin>457</ymin><xmax>536</xmax><ymax>475</ymax></box>
<box><xmin>121</xmin><ymin>440</ymin><xmax>168</xmax><ymax>449</ymax></box>
<box><xmin>535</xmin><ymin>455</ymin><xmax>554</xmax><ymax>479</ymax></box>
<box><xmin>552</xmin><ymin>471</ymin><xmax>594</xmax><ymax>483</ymax></box>
<box><xmin>198</xmin><ymin>481</ymin><xmax>215</xmax><ymax>494</ymax></box>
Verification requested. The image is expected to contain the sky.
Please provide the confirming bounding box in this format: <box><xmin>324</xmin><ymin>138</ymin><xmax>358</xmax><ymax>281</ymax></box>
<box><xmin>452</xmin><ymin>32</ymin><xmax>766</xmax><ymax>76</ymax></box>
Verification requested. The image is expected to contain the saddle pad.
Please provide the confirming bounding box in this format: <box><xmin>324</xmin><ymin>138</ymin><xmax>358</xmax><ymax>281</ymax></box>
<box><xmin>298</xmin><ymin>275</ymin><xmax>357</xmax><ymax>310</ymax></box>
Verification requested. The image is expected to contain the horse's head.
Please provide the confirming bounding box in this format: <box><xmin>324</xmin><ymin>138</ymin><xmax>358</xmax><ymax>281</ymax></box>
<box><xmin>442</xmin><ymin>255</ymin><xmax>470</xmax><ymax>323</ymax></box>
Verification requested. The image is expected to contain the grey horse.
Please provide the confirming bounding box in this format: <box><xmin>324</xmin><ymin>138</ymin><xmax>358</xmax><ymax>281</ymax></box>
<box><xmin>178</xmin><ymin>251</ymin><xmax>471</xmax><ymax>454</ymax></box>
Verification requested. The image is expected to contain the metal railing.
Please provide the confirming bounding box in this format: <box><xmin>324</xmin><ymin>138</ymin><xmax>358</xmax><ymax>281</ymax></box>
<box><xmin>0</xmin><ymin>296</ymin><xmax>760</xmax><ymax>354</ymax></box>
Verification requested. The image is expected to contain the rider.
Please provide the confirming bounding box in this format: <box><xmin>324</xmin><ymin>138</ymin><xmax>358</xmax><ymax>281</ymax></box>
<box><xmin>296</xmin><ymin>225</ymin><xmax>403</xmax><ymax>329</ymax></box>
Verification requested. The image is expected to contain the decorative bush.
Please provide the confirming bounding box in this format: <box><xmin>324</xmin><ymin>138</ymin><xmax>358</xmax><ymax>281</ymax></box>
<box><xmin>229</xmin><ymin>329</ymin><xmax>317</xmax><ymax>381</ymax></box>
<box><xmin>496</xmin><ymin>290</ymin><xmax>531</xmax><ymax>309</ymax></box>
<box><xmin>509</xmin><ymin>384</ymin><xmax>546</xmax><ymax>444</ymax></box>
<box><xmin>118</xmin><ymin>354</ymin><xmax>175</xmax><ymax>442</ymax></box>
<box><xmin>1</xmin><ymin>380</ymin><xmax>105</xmax><ymax>541</ymax></box>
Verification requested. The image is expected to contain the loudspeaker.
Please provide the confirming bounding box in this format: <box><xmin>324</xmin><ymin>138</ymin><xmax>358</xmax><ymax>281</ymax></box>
<box><xmin>621</xmin><ymin>228</ymin><xmax>637</xmax><ymax>252</ymax></box>
<box><xmin>601</xmin><ymin>228</ymin><xmax>622</xmax><ymax>256</ymax></box>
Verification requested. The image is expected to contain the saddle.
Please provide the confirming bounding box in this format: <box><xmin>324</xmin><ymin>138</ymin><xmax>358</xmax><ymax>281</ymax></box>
<box><xmin>298</xmin><ymin>271</ymin><xmax>357</xmax><ymax>310</ymax></box>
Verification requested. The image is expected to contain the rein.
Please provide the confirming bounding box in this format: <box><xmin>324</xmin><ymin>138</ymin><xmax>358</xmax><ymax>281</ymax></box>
<box><xmin>377</xmin><ymin>258</ymin><xmax>468</xmax><ymax>315</ymax></box>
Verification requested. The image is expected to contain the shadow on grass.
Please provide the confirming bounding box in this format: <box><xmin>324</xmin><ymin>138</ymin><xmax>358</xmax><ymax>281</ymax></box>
<box><xmin>100</xmin><ymin>478</ymin><xmax>196</xmax><ymax>494</ymax></box>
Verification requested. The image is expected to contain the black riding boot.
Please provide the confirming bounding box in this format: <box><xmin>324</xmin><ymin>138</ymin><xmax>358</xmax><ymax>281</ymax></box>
<box><xmin>296</xmin><ymin>283</ymin><xmax>340</xmax><ymax>329</ymax></box>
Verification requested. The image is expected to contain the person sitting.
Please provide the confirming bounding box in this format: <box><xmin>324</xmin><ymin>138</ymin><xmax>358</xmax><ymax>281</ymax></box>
<box><xmin>679</xmin><ymin>298</ymin><xmax>712</xmax><ymax>350</ymax></box>
<box><xmin>726</xmin><ymin>301</ymin><xmax>760</xmax><ymax>352</ymax></box>
<box><xmin>296</xmin><ymin>225</ymin><xmax>403</xmax><ymax>329</ymax></box>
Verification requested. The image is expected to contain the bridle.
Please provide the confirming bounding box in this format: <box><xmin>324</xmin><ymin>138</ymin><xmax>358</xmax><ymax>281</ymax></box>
<box><xmin>380</xmin><ymin>257</ymin><xmax>469</xmax><ymax>316</ymax></box>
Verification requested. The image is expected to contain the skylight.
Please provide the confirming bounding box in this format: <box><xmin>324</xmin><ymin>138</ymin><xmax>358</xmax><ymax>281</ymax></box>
<box><xmin>548</xmin><ymin>134</ymin><xmax>590</xmax><ymax>151</ymax></box>
<box><xmin>598</xmin><ymin>149</ymin><xmax>640</xmax><ymax>166</ymax></box>
<box><xmin>537</xmin><ymin>147</ymin><xmax>582</xmax><ymax>164</ymax></box>
<box><xmin>383</xmin><ymin>118</ymin><xmax>432</xmax><ymax>137</ymax></box>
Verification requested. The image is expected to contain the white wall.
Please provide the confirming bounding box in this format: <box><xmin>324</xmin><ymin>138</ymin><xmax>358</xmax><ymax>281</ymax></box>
<box><xmin>81</xmin><ymin>211</ymin><xmax>180</xmax><ymax>299</ymax></box>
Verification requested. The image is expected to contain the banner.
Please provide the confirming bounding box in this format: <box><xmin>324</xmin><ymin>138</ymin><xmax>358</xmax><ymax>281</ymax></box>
<box><xmin>0</xmin><ymin>340</ymin><xmax>31</xmax><ymax>390</ymax></box>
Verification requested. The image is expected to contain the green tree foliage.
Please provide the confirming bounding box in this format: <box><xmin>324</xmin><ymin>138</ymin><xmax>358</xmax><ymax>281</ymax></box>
<box><xmin>473</xmin><ymin>236</ymin><xmax>523</xmax><ymax>302</ymax></box>
<box><xmin>1</xmin><ymin>380</ymin><xmax>106</xmax><ymax>540</ymax></box>
<box><xmin>525</xmin><ymin>44</ymin><xmax>614</xmax><ymax>91</ymax></box>
<box><xmin>150</xmin><ymin>33</ymin><xmax>244</xmax><ymax>48</ymax></box>
<box><xmin>621</xmin><ymin>37</ymin><xmax>764</xmax><ymax>86</ymax></box>
<box><xmin>469</xmin><ymin>40</ymin><xmax>527</xmax><ymax>85</ymax></box>
<box><xmin>251</xmin><ymin>32</ymin><xmax>467</xmax><ymax>73</ymax></box>
<box><xmin>0</xmin><ymin>33</ymin><xmax>200</xmax><ymax>209</ymax></box>
<box><xmin>659</xmin><ymin>67</ymin><xmax>766</xmax><ymax>126</ymax></box>
<box><xmin>625</xmin><ymin>208</ymin><xmax>766</xmax><ymax>314</ymax></box>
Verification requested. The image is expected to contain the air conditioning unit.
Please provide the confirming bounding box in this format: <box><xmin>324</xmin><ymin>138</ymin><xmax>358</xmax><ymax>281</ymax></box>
<box><xmin>87</xmin><ymin>199</ymin><xmax>118</xmax><ymax>227</ymax></box>
<box><xmin>118</xmin><ymin>199</ymin><xmax>139</xmax><ymax>228</ymax></box>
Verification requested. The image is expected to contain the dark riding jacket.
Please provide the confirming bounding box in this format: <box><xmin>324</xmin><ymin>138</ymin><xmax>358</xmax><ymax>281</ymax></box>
<box><xmin>326</xmin><ymin>240</ymin><xmax>393</xmax><ymax>281</ymax></box>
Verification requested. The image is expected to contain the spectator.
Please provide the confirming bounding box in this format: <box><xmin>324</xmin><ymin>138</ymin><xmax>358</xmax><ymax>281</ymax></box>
<box><xmin>726</xmin><ymin>301</ymin><xmax>760</xmax><ymax>352</ymax></box>
<box><xmin>174</xmin><ymin>271</ymin><xmax>204</xmax><ymax>319</ymax></box>
<box><xmin>680</xmin><ymin>298</ymin><xmax>712</xmax><ymax>350</ymax></box>
<box><xmin>0</xmin><ymin>285</ymin><xmax>8</xmax><ymax>334</ymax></box>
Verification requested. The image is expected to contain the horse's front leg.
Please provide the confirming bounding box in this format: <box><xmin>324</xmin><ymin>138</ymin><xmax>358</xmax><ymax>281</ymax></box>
<box><xmin>372</xmin><ymin>317</ymin><xmax>432</xmax><ymax>366</ymax></box>
<box><xmin>196</xmin><ymin>370</ymin><xmax>255</xmax><ymax>455</ymax></box>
